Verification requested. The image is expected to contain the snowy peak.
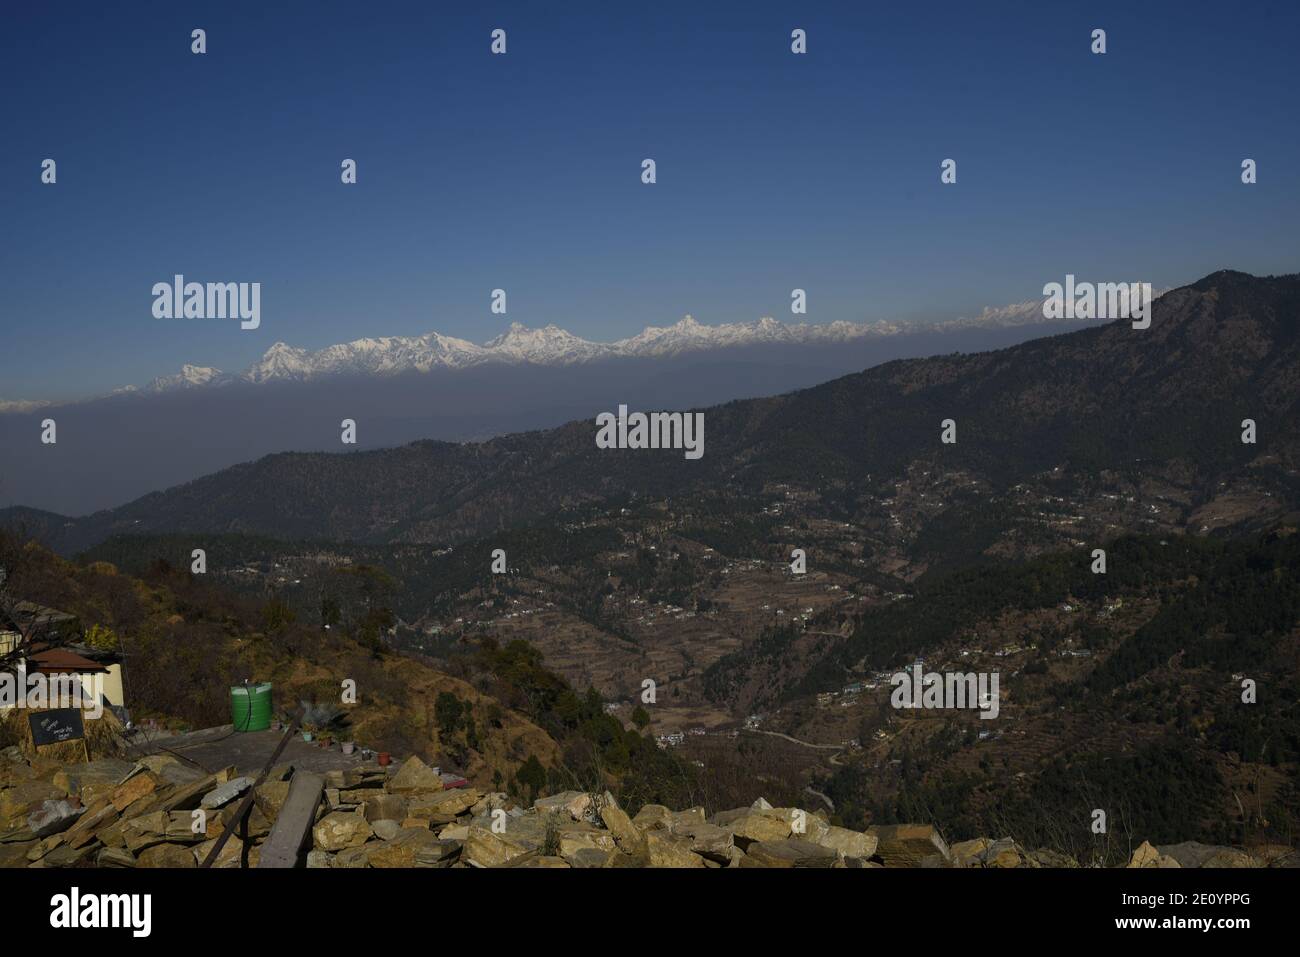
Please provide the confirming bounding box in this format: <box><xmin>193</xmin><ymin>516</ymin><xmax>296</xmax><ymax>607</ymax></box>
<box><xmin>0</xmin><ymin>398</ymin><xmax>51</xmax><ymax>414</ymax></box>
<box><xmin>484</xmin><ymin>323</ymin><xmax>612</xmax><ymax>364</ymax></box>
<box><xmin>146</xmin><ymin>365</ymin><xmax>228</xmax><ymax>392</ymax></box>
<box><xmin>244</xmin><ymin>343</ymin><xmax>310</xmax><ymax>383</ymax></box>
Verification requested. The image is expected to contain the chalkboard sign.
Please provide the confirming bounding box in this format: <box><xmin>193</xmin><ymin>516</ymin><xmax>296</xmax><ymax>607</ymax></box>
<box><xmin>28</xmin><ymin>709</ymin><xmax>85</xmax><ymax>746</ymax></box>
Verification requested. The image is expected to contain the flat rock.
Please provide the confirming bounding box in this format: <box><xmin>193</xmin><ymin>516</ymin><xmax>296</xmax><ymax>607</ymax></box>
<box><xmin>137</xmin><ymin>843</ymin><xmax>198</xmax><ymax>868</ymax></box>
<box><xmin>785</xmin><ymin>810</ymin><xmax>831</xmax><ymax>843</ymax></box>
<box><xmin>600</xmin><ymin>804</ymin><xmax>643</xmax><ymax>852</ymax></box>
<box><xmin>407</xmin><ymin>788</ymin><xmax>479</xmax><ymax>818</ymax></box>
<box><xmin>470</xmin><ymin>792</ymin><xmax>510</xmax><ymax>816</ymax></box>
<box><xmin>1128</xmin><ymin>840</ymin><xmax>1181</xmax><ymax>868</ymax></box>
<box><xmin>0</xmin><ymin>842</ymin><xmax>36</xmax><ymax>867</ymax></box>
<box><xmin>200</xmin><ymin>776</ymin><xmax>253</xmax><ymax>810</ymax></box>
<box><xmin>632</xmin><ymin>804</ymin><xmax>672</xmax><ymax>831</ymax></box>
<box><xmin>388</xmin><ymin>756</ymin><xmax>443</xmax><ymax>793</ymax></box>
<box><xmin>557</xmin><ymin>823</ymin><xmax>616</xmax><ymax>861</ymax></box>
<box><xmin>815</xmin><ymin>825</ymin><xmax>878</xmax><ymax>861</ymax></box>
<box><xmin>371</xmin><ymin>820</ymin><xmax>402</xmax><ymax>841</ymax></box>
<box><xmin>111</xmin><ymin>773</ymin><xmax>159</xmax><ymax>812</ymax></box>
<box><xmin>2</xmin><ymin>780</ymin><xmax>66</xmax><ymax>829</ymax></box>
<box><xmin>323</xmin><ymin>770</ymin><xmax>347</xmax><ymax>790</ymax></box>
<box><xmin>52</xmin><ymin>759</ymin><xmax>134</xmax><ymax>800</ymax></box>
<box><xmin>645</xmin><ymin>831</ymin><xmax>706</xmax><ymax>868</ymax></box>
<box><xmin>981</xmin><ymin>837</ymin><xmax>1032</xmax><ymax>868</ymax></box>
<box><xmin>43</xmin><ymin>843</ymin><xmax>95</xmax><ymax>868</ymax></box>
<box><xmin>740</xmin><ymin>839</ymin><xmax>839</xmax><ymax>868</ymax></box>
<box><xmin>157</xmin><ymin>774</ymin><xmax>218</xmax><ymax>813</ymax></box>
<box><xmin>868</xmin><ymin>824</ymin><xmax>950</xmax><ymax>867</ymax></box>
<box><xmin>724</xmin><ymin>810</ymin><xmax>792</xmax><ymax>848</ymax></box>
<box><xmin>313</xmin><ymin>811</ymin><xmax>372</xmax><ymax>851</ymax></box>
<box><xmin>192</xmin><ymin>836</ymin><xmax>260</xmax><ymax>868</ymax></box>
<box><xmin>679</xmin><ymin>821</ymin><xmax>734</xmax><ymax>862</ymax></box>
<box><xmin>1156</xmin><ymin>842</ymin><xmax>1255</xmax><ymax>869</ymax></box>
<box><xmin>534</xmin><ymin>791</ymin><xmax>592</xmax><ymax>821</ymax></box>
<box><xmin>96</xmin><ymin>847</ymin><xmax>136</xmax><ymax>868</ymax></box>
<box><xmin>342</xmin><ymin>766</ymin><xmax>386</xmax><ymax>788</ymax></box>
<box><xmin>333</xmin><ymin>845</ymin><xmax>371</xmax><ymax>868</ymax></box>
<box><xmin>367</xmin><ymin>827</ymin><xmax>446</xmax><ymax>867</ymax></box>
<box><xmin>125</xmin><ymin>810</ymin><xmax>205</xmax><ymax>850</ymax></box>
<box><xmin>253</xmin><ymin>780</ymin><xmax>292</xmax><ymax>824</ymax></box>
<box><xmin>1026</xmin><ymin>847</ymin><xmax>1078</xmax><ymax>868</ymax></box>
<box><xmin>666</xmin><ymin>807</ymin><xmax>707</xmax><ymax>833</ymax></box>
<box><xmin>464</xmin><ymin>824</ymin><xmax>540</xmax><ymax>867</ymax></box>
<box><xmin>26</xmin><ymin>799</ymin><xmax>83</xmax><ymax>838</ymax></box>
<box><xmin>950</xmin><ymin>837</ymin><xmax>993</xmax><ymax>867</ymax></box>
<box><xmin>220</xmin><ymin>802</ymin><xmax>270</xmax><ymax>840</ymax></box>
<box><xmin>363</xmin><ymin>793</ymin><xmax>408</xmax><ymax>823</ymax></box>
<box><xmin>414</xmin><ymin>839</ymin><xmax>462</xmax><ymax>867</ymax></box>
<box><xmin>28</xmin><ymin>834</ymin><xmax>65</xmax><ymax>862</ymax></box>
<box><xmin>568</xmin><ymin>847</ymin><xmax>612</xmax><ymax>868</ymax></box>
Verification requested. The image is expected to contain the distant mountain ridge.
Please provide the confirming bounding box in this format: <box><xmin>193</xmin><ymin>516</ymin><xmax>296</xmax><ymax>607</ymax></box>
<box><xmin>3</xmin><ymin>300</ymin><xmax>1080</xmax><ymax>410</ymax></box>
<box><xmin>5</xmin><ymin>269</ymin><xmax>1296</xmax><ymax>555</ymax></box>
<box><xmin>141</xmin><ymin>306</ymin><xmax>1065</xmax><ymax>394</ymax></box>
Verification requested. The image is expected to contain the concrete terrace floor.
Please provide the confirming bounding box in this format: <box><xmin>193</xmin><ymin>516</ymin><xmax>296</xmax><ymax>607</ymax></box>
<box><xmin>130</xmin><ymin>725</ymin><xmax>369</xmax><ymax>777</ymax></box>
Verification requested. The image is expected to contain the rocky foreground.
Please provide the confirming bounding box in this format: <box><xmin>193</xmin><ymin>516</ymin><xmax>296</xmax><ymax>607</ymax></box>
<box><xmin>2</xmin><ymin>747</ymin><xmax>1294</xmax><ymax>869</ymax></box>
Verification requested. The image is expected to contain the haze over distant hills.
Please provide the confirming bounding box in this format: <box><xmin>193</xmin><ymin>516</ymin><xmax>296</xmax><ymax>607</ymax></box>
<box><xmin>6</xmin><ymin>269</ymin><xmax>1296</xmax><ymax>554</ymax></box>
<box><xmin>0</xmin><ymin>302</ymin><xmax>1098</xmax><ymax>515</ymax></box>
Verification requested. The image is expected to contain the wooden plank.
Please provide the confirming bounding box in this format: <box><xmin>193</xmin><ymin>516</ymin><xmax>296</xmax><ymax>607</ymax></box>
<box><xmin>200</xmin><ymin>722</ymin><xmax>297</xmax><ymax>868</ymax></box>
<box><xmin>256</xmin><ymin>771</ymin><xmax>325</xmax><ymax>868</ymax></box>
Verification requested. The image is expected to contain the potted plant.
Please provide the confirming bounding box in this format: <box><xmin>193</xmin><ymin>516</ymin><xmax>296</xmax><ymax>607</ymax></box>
<box><xmin>341</xmin><ymin>741</ymin><xmax>355</xmax><ymax>755</ymax></box>
<box><xmin>299</xmin><ymin>699</ymin><xmax>345</xmax><ymax>747</ymax></box>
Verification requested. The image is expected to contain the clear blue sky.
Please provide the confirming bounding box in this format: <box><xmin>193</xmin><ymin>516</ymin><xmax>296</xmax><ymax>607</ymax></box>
<box><xmin>2</xmin><ymin>0</ymin><xmax>1297</xmax><ymax>401</ymax></box>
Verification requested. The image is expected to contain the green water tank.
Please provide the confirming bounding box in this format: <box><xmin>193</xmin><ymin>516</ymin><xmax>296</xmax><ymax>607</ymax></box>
<box><xmin>230</xmin><ymin>682</ymin><xmax>273</xmax><ymax>732</ymax></box>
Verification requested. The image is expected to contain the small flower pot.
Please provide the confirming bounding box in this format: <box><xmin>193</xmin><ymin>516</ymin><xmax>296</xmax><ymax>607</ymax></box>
<box><xmin>301</xmin><ymin>731</ymin><xmax>313</xmax><ymax>742</ymax></box>
<box><xmin>378</xmin><ymin>751</ymin><xmax>391</xmax><ymax>767</ymax></box>
<box><xmin>341</xmin><ymin>742</ymin><xmax>355</xmax><ymax>755</ymax></box>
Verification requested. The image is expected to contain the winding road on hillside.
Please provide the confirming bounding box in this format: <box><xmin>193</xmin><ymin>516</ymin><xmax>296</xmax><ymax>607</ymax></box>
<box><xmin>741</xmin><ymin>729</ymin><xmax>846</xmax><ymax>810</ymax></box>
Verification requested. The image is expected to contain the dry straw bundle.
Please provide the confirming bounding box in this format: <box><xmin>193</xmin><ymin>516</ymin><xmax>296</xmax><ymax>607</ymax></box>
<box><xmin>0</xmin><ymin>707</ymin><xmax>128</xmax><ymax>763</ymax></box>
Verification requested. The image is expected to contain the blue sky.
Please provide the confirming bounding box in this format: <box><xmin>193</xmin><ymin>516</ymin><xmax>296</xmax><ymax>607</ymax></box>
<box><xmin>2</xmin><ymin>0</ymin><xmax>1298</xmax><ymax>401</ymax></box>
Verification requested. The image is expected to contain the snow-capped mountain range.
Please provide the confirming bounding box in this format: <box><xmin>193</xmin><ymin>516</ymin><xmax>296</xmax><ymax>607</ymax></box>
<box><xmin>133</xmin><ymin>304</ymin><xmax>1064</xmax><ymax>395</ymax></box>
<box><xmin>2</xmin><ymin>300</ymin><xmax>1104</xmax><ymax>410</ymax></box>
